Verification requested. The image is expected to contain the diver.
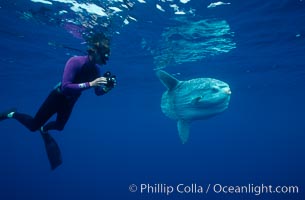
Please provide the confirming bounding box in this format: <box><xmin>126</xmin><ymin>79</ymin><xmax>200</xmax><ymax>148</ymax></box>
<box><xmin>0</xmin><ymin>33</ymin><xmax>117</xmax><ymax>169</ymax></box>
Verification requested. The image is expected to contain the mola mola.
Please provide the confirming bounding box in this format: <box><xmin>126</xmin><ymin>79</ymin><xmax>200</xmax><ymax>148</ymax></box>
<box><xmin>156</xmin><ymin>70</ymin><xmax>231</xmax><ymax>144</ymax></box>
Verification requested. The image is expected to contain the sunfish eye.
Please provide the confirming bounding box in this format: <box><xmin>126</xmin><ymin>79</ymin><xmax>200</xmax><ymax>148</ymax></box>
<box><xmin>211</xmin><ymin>87</ymin><xmax>219</xmax><ymax>92</ymax></box>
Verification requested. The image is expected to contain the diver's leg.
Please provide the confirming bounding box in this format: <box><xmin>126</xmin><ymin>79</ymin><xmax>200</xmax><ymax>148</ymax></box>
<box><xmin>12</xmin><ymin>90</ymin><xmax>59</xmax><ymax>132</ymax></box>
<box><xmin>43</xmin><ymin>97</ymin><xmax>77</xmax><ymax>132</ymax></box>
<box><xmin>12</xmin><ymin>112</ymin><xmax>41</xmax><ymax>132</ymax></box>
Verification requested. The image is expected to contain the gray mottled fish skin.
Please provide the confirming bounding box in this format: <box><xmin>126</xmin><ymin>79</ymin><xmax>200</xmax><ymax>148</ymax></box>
<box><xmin>157</xmin><ymin>70</ymin><xmax>231</xmax><ymax>144</ymax></box>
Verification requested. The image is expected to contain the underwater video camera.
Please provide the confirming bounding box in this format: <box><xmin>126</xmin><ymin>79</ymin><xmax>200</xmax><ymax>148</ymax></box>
<box><xmin>104</xmin><ymin>71</ymin><xmax>117</xmax><ymax>88</ymax></box>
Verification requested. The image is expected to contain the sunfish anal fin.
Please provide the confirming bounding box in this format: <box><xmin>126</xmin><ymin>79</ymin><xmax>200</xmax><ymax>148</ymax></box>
<box><xmin>177</xmin><ymin>120</ymin><xmax>190</xmax><ymax>144</ymax></box>
<box><xmin>156</xmin><ymin>70</ymin><xmax>180</xmax><ymax>90</ymax></box>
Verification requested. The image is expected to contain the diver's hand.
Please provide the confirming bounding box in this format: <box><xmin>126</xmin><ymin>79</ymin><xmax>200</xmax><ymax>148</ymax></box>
<box><xmin>89</xmin><ymin>77</ymin><xmax>107</xmax><ymax>87</ymax></box>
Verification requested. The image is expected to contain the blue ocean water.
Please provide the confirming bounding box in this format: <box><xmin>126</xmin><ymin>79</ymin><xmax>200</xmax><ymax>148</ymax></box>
<box><xmin>0</xmin><ymin>0</ymin><xmax>304</xmax><ymax>199</ymax></box>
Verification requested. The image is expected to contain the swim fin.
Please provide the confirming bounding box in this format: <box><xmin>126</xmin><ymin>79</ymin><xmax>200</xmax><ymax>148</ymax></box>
<box><xmin>0</xmin><ymin>108</ymin><xmax>16</xmax><ymax>121</ymax></box>
<box><xmin>40</xmin><ymin>132</ymin><xmax>62</xmax><ymax>170</ymax></box>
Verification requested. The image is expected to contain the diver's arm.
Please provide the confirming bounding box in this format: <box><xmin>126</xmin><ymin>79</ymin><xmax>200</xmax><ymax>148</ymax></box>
<box><xmin>61</xmin><ymin>57</ymin><xmax>91</xmax><ymax>95</ymax></box>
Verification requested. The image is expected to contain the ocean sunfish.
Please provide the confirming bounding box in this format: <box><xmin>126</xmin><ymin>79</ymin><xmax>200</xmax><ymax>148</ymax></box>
<box><xmin>156</xmin><ymin>70</ymin><xmax>231</xmax><ymax>144</ymax></box>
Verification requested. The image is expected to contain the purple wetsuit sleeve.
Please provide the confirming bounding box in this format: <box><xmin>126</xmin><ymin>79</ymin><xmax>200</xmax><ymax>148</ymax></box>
<box><xmin>61</xmin><ymin>57</ymin><xmax>90</xmax><ymax>96</ymax></box>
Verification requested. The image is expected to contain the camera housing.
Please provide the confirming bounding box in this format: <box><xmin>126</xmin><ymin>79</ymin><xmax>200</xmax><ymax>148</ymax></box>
<box><xmin>104</xmin><ymin>71</ymin><xmax>117</xmax><ymax>88</ymax></box>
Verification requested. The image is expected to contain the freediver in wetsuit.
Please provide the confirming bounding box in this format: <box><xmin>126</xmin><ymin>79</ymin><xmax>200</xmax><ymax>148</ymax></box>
<box><xmin>0</xmin><ymin>33</ymin><xmax>117</xmax><ymax>169</ymax></box>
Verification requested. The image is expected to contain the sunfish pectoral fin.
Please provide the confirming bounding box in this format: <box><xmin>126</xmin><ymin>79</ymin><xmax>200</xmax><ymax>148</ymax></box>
<box><xmin>191</xmin><ymin>96</ymin><xmax>202</xmax><ymax>105</ymax></box>
<box><xmin>156</xmin><ymin>70</ymin><xmax>180</xmax><ymax>90</ymax></box>
<box><xmin>177</xmin><ymin>120</ymin><xmax>191</xmax><ymax>144</ymax></box>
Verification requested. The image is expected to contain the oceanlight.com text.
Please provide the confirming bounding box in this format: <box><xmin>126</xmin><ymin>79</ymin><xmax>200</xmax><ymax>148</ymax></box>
<box><xmin>213</xmin><ymin>183</ymin><xmax>299</xmax><ymax>196</ymax></box>
<box><xmin>129</xmin><ymin>183</ymin><xmax>299</xmax><ymax>196</ymax></box>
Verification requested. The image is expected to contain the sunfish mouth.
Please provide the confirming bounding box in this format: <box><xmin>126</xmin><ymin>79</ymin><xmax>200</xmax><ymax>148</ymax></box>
<box><xmin>224</xmin><ymin>88</ymin><xmax>231</xmax><ymax>95</ymax></box>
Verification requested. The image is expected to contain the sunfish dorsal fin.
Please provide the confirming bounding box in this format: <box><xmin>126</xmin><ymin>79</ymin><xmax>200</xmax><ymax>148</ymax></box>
<box><xmin>177</xmin><ymin>120</ymin><xmax>190</xmax><ymax>144</ymax></box>
<box><xmin>156</xmin><ymin>70</ymin><xmax>180</xmax><ymax>90</ymax></box>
